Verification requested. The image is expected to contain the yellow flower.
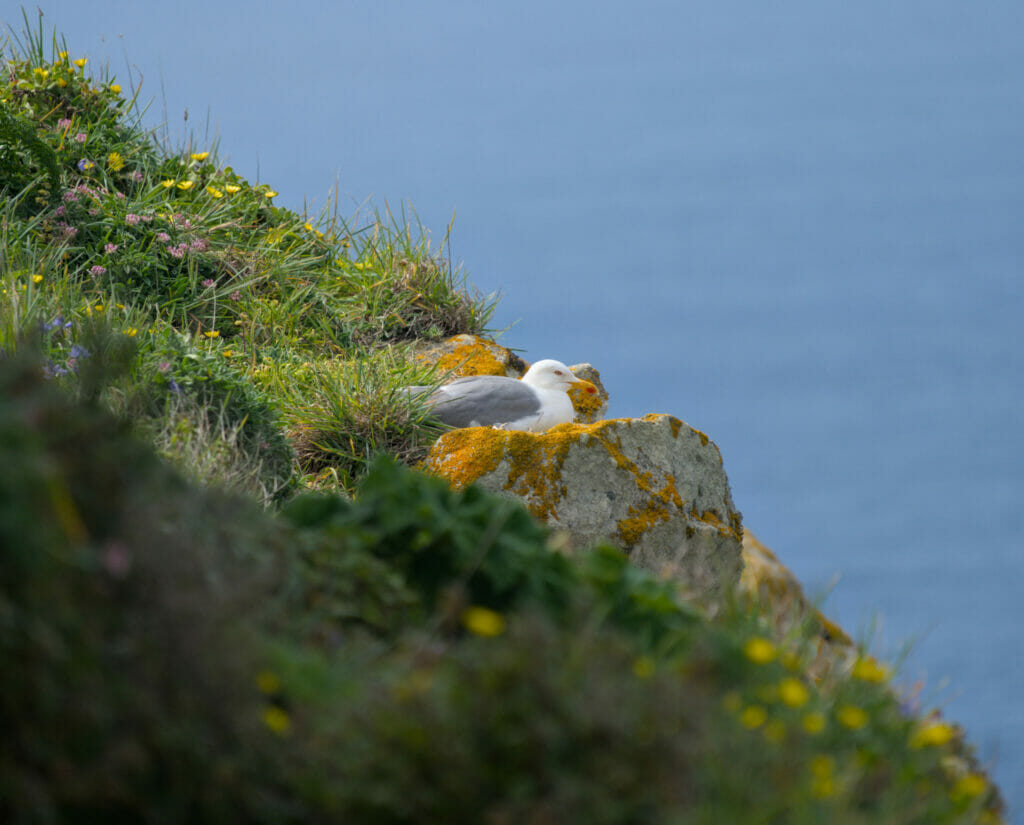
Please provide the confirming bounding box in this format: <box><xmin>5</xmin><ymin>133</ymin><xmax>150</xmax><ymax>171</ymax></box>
<box><xmin>206</xmin><ymin>186</ymin><xmax>224</xmax><ymax>198</ymax></box>
<box><xmin>116</xmin><ymin>303</ymin><xmax>125</xmax><ymax>309</ymax></box>
<box><xmin>809</xmin><ymin>755</ymin><xmax>836</xmax><ymax>798</ymax></box>
<box><xmin>851</xmin><ymin>657</ymin><xmax>889</xmax><ymax>683</ymax></box>
<box><xmin>303</xmin><ymin>222</ymin><xmax>314</xmax><ymax>232</ymax></box>
<box><xmin>107</xmin><ymin>151</ymin><xmax>125</xmax><ymax>171</ymax></box>
<box><xmin>58</xmin><ymin>50</ymin><xmax>68</xmax><ymax>61</ymax></box>
<box><xmin>190</xmin><ymin>151</ymin><xmax>210</xmax><ymax>161</ymax></box>
<box><xmin>122</xmin><ymin>327</ymin><xmax>138</xmax><ymax>337</ymax></box>
<box><xmin>262</xmin><ymin>705</ymin><xmax>291</xmax><ymax>735</ymax></box>
<box><xmin>73</xmin><ymin>57</ymin><xmax>87</xmax><ymax>68</ymax></box>
<box><xmin>203</xmin><ymin>330</ymin><xmax>220</xmax><ymax>338</ymax></box>
<box><xmin>33</xmin><ymin>68</ymin><xmax>49</xmax><ymax>80</ymax></box>
<box><xmin>224</xmin><ymin>184</ymin><xmax>241</xmax><ymax>194</ymax></box>
<box><xmin>739</xmin><ymin>705</ymin><xmax>767</xmax><ymax>729</ymax></box>
<box><xmin>461</xmin><ymin>605</ymin><xmax>505</xmax><ymax>637</ymax></box>
<box><xmin>32</xmin><ymin>273</ymin><xmax>44</xmax><ymax>284</ymax></box>
<box><xmin>802</xmin><ymin>711</ymin><xmax>827</xmax><ymax>734</ymax></box>
<box><xmin>950</xmin><ymin>773</ymin><xmax>987</xmax><ymax>802</ymax></box>
<box><xmin>57</xmin><ymin>78</ymin><xmax>67</xmax><ymax>88</ymax></box>
<box><xmin>779</xmin><ymin>678</ymin><xmax>810</xmax><ymax>708</ymax></box>
<box><xmin>836</xmin><ymin>704</ymin><xmax>868</xmax><ymax>730</ymax></box>
<box><xmin>109</xmin><ymin>83</ymin><xmax>121</xmax><ymax>94</ymax></box>
<box><xmin>223</xmin><ymin>349</ymin><xmax>233</xmax><ymax>357</ymax></box>
<box><xmin>632</xmin><ymin>656</ymin><xmax>656</xmax><ymax>679</ymax></box>
<box><xmin>93</xmin><ymin>304</ymin><xmax>104</xmax><ymax>313</ymax></box>
<box><xmin>176</xmin><ymin>180</ymin><xmax>195</xmax><ymax>191</ymax></box>
<box><xmin>161</xmin><ymin>179</ymin><xmax>176</xmax><ymax>188</ymax></box>
<box><xmin>264</xmin><ymin>189</ymin><xmax>278</xmax><ymax>198</ymax></box>
<box><xmin>743</xmin><ymin>637</ymin><xmax>777</xmax><ymax>665</ymax></box>
<box><xmin>255</xmin><ymin>670</ymin><xmax>281</xmax><ymax>694</ymax></box>
<box><xmin>910</xmin><ymin>720</ymin><xmax>956</xmax><ymax>748</ymax></box>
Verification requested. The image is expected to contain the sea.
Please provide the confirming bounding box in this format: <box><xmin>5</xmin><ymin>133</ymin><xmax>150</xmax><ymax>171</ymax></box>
<box><xmin>26</xmin><ymin>0</ymin><xmax>1024</xmax><ymax>815</ymax></box>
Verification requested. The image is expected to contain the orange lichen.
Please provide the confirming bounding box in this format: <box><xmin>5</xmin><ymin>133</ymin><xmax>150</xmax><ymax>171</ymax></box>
<box><xmin>695</xmin><ymin>507</ymin><xmax>743</xmax><ymax>543</ymax></box>
<box><xmin>617</xmin><ymin>471</ymin><xmax>682</xmax><ymax>546</ymax></box>
<box><xmin>502</xmin><ymin>426</ymin><xmax>579</xmax><ymax>520</ymax></box>
<box><xmin>424</xmin><ymin>427</ymin><xmax>507</xmax><ymax>490</ymax></box>
<box><xmin>568</xmin><ymin>379</ymin><xmax>602</xmax><ymax>419</ymax></box>
<box><xmin>434</xmin><ymin>337</ymin><xmax>509</xmax><ymax>377</ymax></box>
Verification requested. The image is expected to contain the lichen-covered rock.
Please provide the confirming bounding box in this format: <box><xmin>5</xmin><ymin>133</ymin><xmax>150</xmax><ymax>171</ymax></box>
<box><xmin>739</xmin><ymin>529</ymin><xmax>854</xmax><ymax>675</ymax></box>
<box><xmin>567</xmin><ymin>362</ymin><xmax>609</xmax><ymax>423</ymax></box>
<box><xmin>415</xmin><ymin>334</ymin><xmax>527</xmax><ymax>378</ymax></box>
<box><xmin>425</xmin><ymin>414</ymin><xmax>744</xmax><ymax>603</ymax></box>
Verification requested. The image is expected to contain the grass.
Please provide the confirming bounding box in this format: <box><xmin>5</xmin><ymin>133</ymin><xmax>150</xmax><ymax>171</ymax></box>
<box><xmin>0</xmin><ymin>10</ymin><xmax>1008</xmax><ymax>825</ymax></box>
<box><xmin>1</xmin><ymin>9</ymin><xmax>494</xmax><ymax>494</ymax></box>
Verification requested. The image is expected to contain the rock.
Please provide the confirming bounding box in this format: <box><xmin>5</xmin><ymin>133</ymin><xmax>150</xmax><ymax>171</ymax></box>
<box><xmin>414</xmin><ymin>334</ymin><xmax>527</xmax><ymax>378</ymax></box>
<box><xmin>739</xmin><ymin>529</ymin><xmax>853</xmax><ymax>675</ymax></box>
<box><xmin>566</xmin><ymin>363</ymin><xmax>609</xmax><ymax>423</ymax></box>
<box><xmin>425</xmin><ymin>414</ymin><xmax>744</xmax><ymax>604</ymax></box>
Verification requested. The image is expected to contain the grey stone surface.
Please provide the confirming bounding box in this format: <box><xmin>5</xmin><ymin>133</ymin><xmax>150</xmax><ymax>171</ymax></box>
<box><xmin>425</xmin><ymin>414</ymin><xmax>744</xmax><ymax>604</ymax></box>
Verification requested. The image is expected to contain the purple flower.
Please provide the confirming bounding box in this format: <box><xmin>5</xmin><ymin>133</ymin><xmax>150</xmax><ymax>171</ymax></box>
<box><xmin>229</xmin><ymin>290</ymin><xmax>241</xmax><ymax>301</ymax></box>
<box><xmin>157</xmin><ymin>361</ymin><xmax>171</xmax><ymax>372</ymax></box>
<box><xmin>54</xmin><ymin>205</ymin><xmax>66</xmax><ymax>217</ymax></box>
<box><xmin>62</xmin><ymin>190</ymin><xmax>79</xmax><ymax>202</ymax></box>
<box><xmin>58</xmin><ymin>224</ymin><xmax>78</xmax><ymax>239</ymax></box>
<box><xmin>190</xmin><ymin>238</ymin><xmax>208</xmax><ymax>252</ymax></box>
<box><xmin>44</xmin><ymin>363</ymin><xmax>69</xmax><ymax>378</ymax></box>
<box><xmin>168</xmin><ymin>245</ymin><xmax>185</xmax><ymax>259</ymax></box>
<box><xmin>141</xmin><ymin>214</ymin><xmax>153</xmax><ymax>222</ymax></box>
<box><xmin>168</xmin><ymin>378</ymin><xmax>182</xmax><ymax>394</ymax></box>
<box><xmin>104</xmin><ymin>243</ymin><xmax>118</xmax><ymax>254</ymax></box>
<box><xmin>201</xmin><ymin>278</ymin><xmax>216</xmax><ymax>288</ymax></box>
<box><xmin>57</xmin><ymin>118</ymin><xmax>72</xmax><ymax>129</ymax></box>
<box><xmin>156</xmin><ymin>231</ymin><xmax>170</xmax><ymax>242</ymax></box>
<box><xmin>132</xmin><ymin>171</ymin><xmax>144</xmax><ymax>182</ymax></box>
<box><xmin>115</xmin><ymin>192</ymin><xmax>125</xmax><ymax>200</ymax></box>
<box><xmin>74</xmin><ymin>132</ymin><xmax>87</xmax><ymax>143</ymax></box>
<box><xmin>70</xmin><ymin>344</ymin><xmax>91</xmax><ymax>359</ymax></box>
<box><xmin>89</xmin><ymin>265</ymin><xmax>106</xmax><ymax>277</ymax></box>
<box><xmin>44</xmin><ymin>315</ymin><xmax>72</xmax><ymax>332</ymax></box>
<box><xmin>126</xmin><ymin>213</ymin><xmax>141</xmax><ymax>225</ymax></box>
<box><xmin>88</xmin><ymin>209</ymin><xmax>99</xmax><ymax>216</ymax></box>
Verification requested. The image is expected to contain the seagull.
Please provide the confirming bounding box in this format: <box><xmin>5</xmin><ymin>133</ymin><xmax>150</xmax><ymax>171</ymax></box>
<box><xmin>412</xmin><ymin>359</ymin><xmax>596</xmax><ymax>432</ymax></box>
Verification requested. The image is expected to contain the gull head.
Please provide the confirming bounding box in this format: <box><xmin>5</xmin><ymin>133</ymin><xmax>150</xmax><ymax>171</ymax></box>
<box><xmin>521</xmin><ymin>359</ymin><xmax>585</xmax><ymax>392</ymax></box>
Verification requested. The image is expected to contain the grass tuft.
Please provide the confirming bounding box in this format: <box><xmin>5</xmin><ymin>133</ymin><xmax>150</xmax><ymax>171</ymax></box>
<box><xmin>274</xmin><ymin>347</ymin><xmax>447</xmax><ymax>489</ymax></box>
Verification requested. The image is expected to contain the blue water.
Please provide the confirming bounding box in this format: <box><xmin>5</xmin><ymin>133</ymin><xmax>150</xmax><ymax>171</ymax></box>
<box><xmin>23</xmin><ymin>1</ymin><xmax>1024</xmax><ymax>814</ymax></box>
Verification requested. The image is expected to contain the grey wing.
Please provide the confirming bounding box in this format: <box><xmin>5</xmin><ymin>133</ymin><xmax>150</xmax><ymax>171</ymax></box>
<box><xmin>428</xmin><ymin>376</ymin><xmax>541</xmax><ymax>428</ymax></box>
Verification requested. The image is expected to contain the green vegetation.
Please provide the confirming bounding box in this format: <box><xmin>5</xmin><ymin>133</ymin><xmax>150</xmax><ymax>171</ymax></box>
<box><xmin>0</xmin><ymin>12</ymin><xmax>1006</xmax><ymax>824</ymax></box>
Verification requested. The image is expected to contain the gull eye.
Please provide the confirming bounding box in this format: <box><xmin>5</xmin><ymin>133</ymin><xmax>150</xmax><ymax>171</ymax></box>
<box><xmin>554</xmin><ymin>370</ymin><xmax>563</xmax><ymax>375</ymax></box>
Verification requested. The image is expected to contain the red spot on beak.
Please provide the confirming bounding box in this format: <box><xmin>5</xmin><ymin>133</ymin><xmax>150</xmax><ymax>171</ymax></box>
<box><xmin>586</xmin><ymin>387</ymin><xmax>596</xmax><ymax>394</ymax></box>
